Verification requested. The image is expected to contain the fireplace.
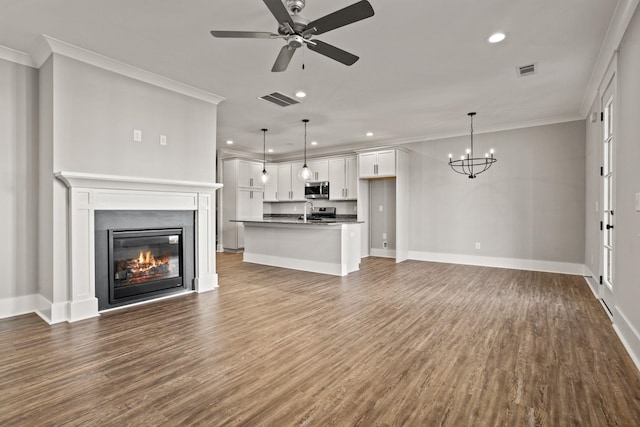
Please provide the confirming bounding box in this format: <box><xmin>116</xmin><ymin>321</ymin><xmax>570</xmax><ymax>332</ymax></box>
<box><xmin>95</xmin><ymin>210</ymin><xmax>195</xmax><ymax>310</ymax></box>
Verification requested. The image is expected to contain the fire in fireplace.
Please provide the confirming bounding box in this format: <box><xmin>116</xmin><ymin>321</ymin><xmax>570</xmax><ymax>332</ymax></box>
<box><xmin>95</xmin><ymin>210</ymin><xmax>195</xmax><ymax>310</ymax></box>
<box><xmin>109</xmin><ymin>229</ymin><xmax>184</xmax><ymax>302</ymax></box>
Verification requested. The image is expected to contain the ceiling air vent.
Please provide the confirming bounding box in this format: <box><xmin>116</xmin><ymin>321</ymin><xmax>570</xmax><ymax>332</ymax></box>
<box><xmin>517</xmin><ymin>63</ymin><xmax>537</xmax><ymax>77</ymax></box>
<box><xmin>258</xmin><ymin>92</ymin><xmax>300</xmax><ymax>107</ymax></box>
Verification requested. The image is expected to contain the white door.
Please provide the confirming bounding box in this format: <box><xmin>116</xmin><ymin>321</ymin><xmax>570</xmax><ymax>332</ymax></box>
<box><xmin>359</xmin><ymin>153</ymin><xmax>378</xmax><ymax>178</ymax></box>
<box><xmin>277</xmin><ymin>164</ymin><xmax>292</xmax><ymax>200</ymax></box>
<box><xmin>345</xmin><ymin>155</ymin><xmax>358</xmax><ymax>199</ymax></box>
<box><xmin>263</xmin><ymin>164</ymin><xmax>278</xmax><ymax>201</ymax></box>
<box><xmin>376</xmin><ymin>150</ymin><xmax>396</xmax><ymax>177</ymax></box>
<box><xmin>328</xmin><ymin>158</ymin><xmax>346</xmax><ymax>200</ymax></box>
<box><xmin>291</xmin><ymin>161</ymin><xmax>306</xmax><ymax>200</ymax></box>
<box><xmin>600</xmin><ymin>63</ymin><xmax>616</xmax><ymax>313</ymax></box>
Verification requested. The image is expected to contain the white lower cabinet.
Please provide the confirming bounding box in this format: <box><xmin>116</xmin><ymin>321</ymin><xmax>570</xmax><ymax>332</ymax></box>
<box><xmin>222</xmin><ymin>187</ymin><xmax>263</xmax><ymax>250</ymax></box>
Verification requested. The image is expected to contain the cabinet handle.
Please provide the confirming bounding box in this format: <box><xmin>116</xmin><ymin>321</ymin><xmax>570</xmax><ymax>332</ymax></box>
<box><xmin>275</xmin><ymin>191</ymin><xmax>278</xmax><ymax>200</ymax></box>
<box><xmin>345</xmin><ymin>188</ymin><xmax>348</xmax><ymax>198</ymax></box>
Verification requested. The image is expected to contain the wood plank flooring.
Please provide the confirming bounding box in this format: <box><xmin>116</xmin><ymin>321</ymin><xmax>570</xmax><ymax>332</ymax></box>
<box><xmin>1</xmin><ymin>254</ymin><xmax>640</xmax><ymax>426</ymax></box>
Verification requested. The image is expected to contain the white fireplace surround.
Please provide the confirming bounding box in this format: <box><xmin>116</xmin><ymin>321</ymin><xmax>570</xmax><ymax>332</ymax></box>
<box><xmin>49</xmin><ymin>171</ymin><xmax>223</xmax><ymax>323</ymax></box>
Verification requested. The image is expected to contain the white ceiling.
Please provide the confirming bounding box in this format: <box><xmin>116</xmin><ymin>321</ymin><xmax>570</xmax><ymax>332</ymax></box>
<box><xmin>0</xmin><ymin>0</ymin><xmax>618</xmax><ymax>157</ymax></box>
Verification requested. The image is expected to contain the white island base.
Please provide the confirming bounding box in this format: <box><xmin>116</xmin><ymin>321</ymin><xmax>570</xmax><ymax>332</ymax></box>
<box><xmin>241</xmin><ymin>222</ymin><xmax>361</xmax><ymax>276</ymax></box>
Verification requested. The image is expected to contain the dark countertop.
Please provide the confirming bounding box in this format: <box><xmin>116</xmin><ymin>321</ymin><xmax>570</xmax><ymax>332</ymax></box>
<box><xmin>231</xmin><ymin>215</ymin><xmax>362</xmax><ymax>225</ymax></box>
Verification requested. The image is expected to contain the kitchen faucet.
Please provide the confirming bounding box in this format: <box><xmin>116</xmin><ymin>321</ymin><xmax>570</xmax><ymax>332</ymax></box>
<box><xmin>303</xmin><ymin>201</ymin><xmax>314</xmax><ymax>222</ymax></box>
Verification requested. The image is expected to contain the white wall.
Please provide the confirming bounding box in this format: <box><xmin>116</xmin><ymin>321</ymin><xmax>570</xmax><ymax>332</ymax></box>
<box><xmin>34</xmin><ymin>53</ymin><xmax>219</xmax><ymax>319</ymax></box>
<box><xmin>406</xmin><ymin>121</ymin><xmax>586</xmax><ymax>266</ymax></box>
<box><xmin>0</xmin><ymin>59</ymin><xmax>38</xmax><ymax>300</ymax></box>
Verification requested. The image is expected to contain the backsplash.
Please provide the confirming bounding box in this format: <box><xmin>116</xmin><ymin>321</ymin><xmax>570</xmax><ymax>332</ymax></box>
<box><xmin>264</xmin><ymin>200</ymin><xmax>357</xmax><ymax>215</ymax></box>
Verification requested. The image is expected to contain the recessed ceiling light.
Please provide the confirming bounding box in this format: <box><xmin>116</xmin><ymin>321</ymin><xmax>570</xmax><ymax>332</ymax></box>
<box><xmin>226</xmin><ymin>140</ymin><xmax>234</xmax><ymax>145</ymax></box>
<box><xmin>267</xmin><ymin>148</ymin><xmax>274</xmax><ymax>153</ymax></box>
<box><xmin>295</xmin><ymin>91</ymin><xmax>306</xmax><ymax>98</ymax></box>
<box><xmin>311</xmin><ymin>141</ymin><xmax>318</xmax><ymax>146</ymax></box>
<box><xmin>366</xmin><ymin>132</ymin><xmax>374</xmax><ymax>137</ymax></box>
<box><xmin>488</xmin><ymin>32</ymin><xmax>506</xmax><ymax>43</ymax></box>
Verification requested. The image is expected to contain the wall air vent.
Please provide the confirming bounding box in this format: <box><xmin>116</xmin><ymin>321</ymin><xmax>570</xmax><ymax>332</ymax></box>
<box><xmin>517</xmin><ymin>63</ymin><xmax>537</xmax><ymax>77</ymax></box>
<box><xmin>258</xmin><ymin>92</ymin><xmax>300</xmax><ymax>107</ymax></box>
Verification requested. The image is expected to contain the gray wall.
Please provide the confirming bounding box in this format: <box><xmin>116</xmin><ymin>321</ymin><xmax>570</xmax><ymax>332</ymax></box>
<box><xmin>0</xmin><ymin>59</ymin><xmax>39</xmax><ymax>300</ymax></box>
<box><xmin>406</xmin><ymin>120</ymin><xmax>586</xmax><ymax>263</ymax></box>
<box><xmin>52</xmin><ymin>55</ymin><xmax>217</xmax><ymax>182</ymax></box>
<box><xmin>370</xmin><ymin>178</ymin><xmax>396</xmax><ymax>250</ymax></box>
<box><xmin>613</xmin><ymin>4</ymin><xmax>640</xmax><ymax>354</ymax></box>
<box><xmin>36</xmin><ymin>54</ymin><xmax>219</xmax><ymax>305</ymax></box>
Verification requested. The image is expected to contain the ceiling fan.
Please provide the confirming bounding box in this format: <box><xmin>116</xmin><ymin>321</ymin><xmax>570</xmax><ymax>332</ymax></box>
<box><xmin>210</xmin><ymin>0</ymin><xmax>374</xmax><ymax>72</ymax></box>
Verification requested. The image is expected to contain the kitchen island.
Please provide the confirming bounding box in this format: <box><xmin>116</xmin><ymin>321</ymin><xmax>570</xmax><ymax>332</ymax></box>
<box><xmin>231</xmin><ymin>218</ymin><xmax>362</xmax><ymax>276</ymax></box>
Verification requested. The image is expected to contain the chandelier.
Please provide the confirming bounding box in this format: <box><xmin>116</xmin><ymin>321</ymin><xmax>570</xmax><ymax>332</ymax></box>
<box><xmin>448</xmin><ymin>112</ymin><xmax>496</xmax><ymax>179</ymax></box>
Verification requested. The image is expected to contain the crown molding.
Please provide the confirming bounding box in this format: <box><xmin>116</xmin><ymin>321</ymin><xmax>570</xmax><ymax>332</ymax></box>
<box><xmin>0</xmin><ymin>44</ymin><xmax>36</xmax><ymax>68</ymax></box>
<box><xmin>579</xmin><ymin>0</ymin><xmax>640</xmax><ymax>116</ymax></box>
<box><xmin>29</xmin><ymin>35</ymin><xmax>225</xmax><ymax>105</ymax></box>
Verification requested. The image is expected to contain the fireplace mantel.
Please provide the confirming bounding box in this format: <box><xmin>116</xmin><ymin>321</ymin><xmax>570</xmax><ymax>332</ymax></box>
<box><xmin>50</xmin><ymin>171</ymin><xmax>223</xmax><ymax>323</ymax></box>
<box><xmin>55</xmin><ymin>171</ymin><xmax>223</xmax><ymax>193</ymax></box>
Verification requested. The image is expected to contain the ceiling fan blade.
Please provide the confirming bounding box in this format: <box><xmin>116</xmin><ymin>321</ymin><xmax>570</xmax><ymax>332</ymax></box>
<box><xmin>263</xmin><ymin>0</ymin><xmax>295</xmax><ymax>29</ymax></box>
<box><xmin>304</xmin><ymin>0</ymin><xmax>374</xmax><ymax>36</ymax></box>
<box><xmin>272</xmin><ymin>45</ymin><xmax>296</xmax><ymax>72</ymax></box>
<box><xmin>306</xmin><ymin>39</ymin><xmax>359</xmax><ymax>66</ymax></box>
<box><xmin>210</xmin><ymin>30</ymin><xmax>279</xmax><ymax>39</ymax></box>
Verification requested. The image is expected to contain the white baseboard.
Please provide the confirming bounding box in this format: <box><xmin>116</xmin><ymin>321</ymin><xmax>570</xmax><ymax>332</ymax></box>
<box><xmin>195</xmin><ymin>273</ymin><xmax>219</xmax><ymax>292</ymax></box>
<box><xmin>582</xmin><ymin>267</ymin><xmax>600</xmax><ymax>299</ymax></box>
<box><xmin>408</xmin><ymin>251</ymin><xmax>585</xmax><ymax>275</ymax></box>
<box><xmin>0</xmin><ymin>294</ymin><xmax>40</xmax><ymax>320</ymax></box>
<box><xmin>613</xmin><ymin>307</ymin><xmax>640</xmax><ymax>373</ymax></box>
<box><xmin>243</xmin><ymin>252</ymin><xmax>346</xmax><ymax>276</ymax></box>
<box><xmin>370</xmin><ymin>248</ymin><xmax>396</xmax><ymax>258</ymax></box>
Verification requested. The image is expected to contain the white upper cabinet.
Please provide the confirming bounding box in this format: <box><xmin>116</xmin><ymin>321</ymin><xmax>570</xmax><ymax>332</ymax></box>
<box><xmin>329</xmin><ymin>156</ymin><xmax>358</xmax><ymax>200</ymax></box>
<box><xmin>263</xmin><ymin>164</ymin><xmax>278</xmax><ymax>202</ymax></box>
<box><xmin>238</xmin><ymin>160</ymin><xmax>263</xmax><ymax>188</ymax></box>
<box><xmin>307</xmin><ymin>159</ymin><xmax>329</xmax><ymax>182</ymax></box>
<box><xmin>277</xmin><ymin>162</ymin><xmax>306</xmax><ymax>201</ymax></box>
<box><xmin>358</xmin><ymin>150</ymin><xmax>396</xmax><ymax>178</ymax></box>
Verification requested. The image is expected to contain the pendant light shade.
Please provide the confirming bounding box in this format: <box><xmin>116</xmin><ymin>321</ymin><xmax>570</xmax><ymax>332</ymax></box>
<box><xmin>260</xmin><ymin>128</ymin><xmax>270</xmax><ymax>184</ymax></box>
<box><xmin>299</xmin><ymin>119</ymin><xmax>313</xmax><ymax>181</ymax></box>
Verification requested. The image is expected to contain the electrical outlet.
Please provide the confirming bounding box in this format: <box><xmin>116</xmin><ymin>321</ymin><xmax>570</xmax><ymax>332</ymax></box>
<box><xmin>475</xmin><ymin>242</ymin><xmax>481</xmax><ymax>250</ymax></box>
<box><xmin>160</xmin><ymin>135</ymin><xmax>167</xmax><ymax>146</ymax></box>
<box><xmin>383</xmin><ymin>241</ymin><xmax>388</xmax><ymax>249</ymax></box>
<box><xmin>133</xmin><ymin>129</ymin><xmax>142</xmax><ymax>142</ymax></box>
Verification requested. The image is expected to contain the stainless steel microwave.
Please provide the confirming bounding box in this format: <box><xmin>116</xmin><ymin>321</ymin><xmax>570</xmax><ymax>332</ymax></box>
<box><xmin>305</xmin><ymin>181</ymin><xmax>329</xmax><ymax>199</ymax></box>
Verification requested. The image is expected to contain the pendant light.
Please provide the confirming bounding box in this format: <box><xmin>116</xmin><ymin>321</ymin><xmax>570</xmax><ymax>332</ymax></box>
<box><xmin>260</xmin><ymin>128</ymin><xmax>270</xmax><ymax>184</ymax></box>
<box><xmin>299</xmin><ymin>119</ymin><xmax>313</xmax><ymax>181</ymax></box>
<box><xmin>448</xmin><ymin>112</ymin><xmax>497</xmax><ymax>179</ymax></box>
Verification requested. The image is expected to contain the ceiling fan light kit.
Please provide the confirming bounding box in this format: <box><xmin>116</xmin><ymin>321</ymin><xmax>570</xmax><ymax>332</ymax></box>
<box><xmin>448</xmin><ymin>112</ymin><xmax>497</xmax><ymax>179</ymax></box>
<box><xmin>210</xmin><ymin>0</ymin><xmax>375</xmax><ymax>72</ymax></box>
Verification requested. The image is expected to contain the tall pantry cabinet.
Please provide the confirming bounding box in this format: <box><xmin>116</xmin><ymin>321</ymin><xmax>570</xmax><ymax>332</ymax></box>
<box><xmin>222</xmin><ymin>158</ymin><xmax>264</xmax><ymax>250</ymax></box>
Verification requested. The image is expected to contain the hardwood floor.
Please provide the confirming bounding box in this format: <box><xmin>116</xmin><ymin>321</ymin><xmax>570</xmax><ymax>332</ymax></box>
<box><xmin>1</xmin><ymin>254</ymin><xmax>640</xmax><ymax>426</ymax></box>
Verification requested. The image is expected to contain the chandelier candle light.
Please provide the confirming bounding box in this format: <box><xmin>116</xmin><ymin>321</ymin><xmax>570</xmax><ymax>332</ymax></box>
<box><xmin>300</xmin><ymin>119</ymin><xmax>313</xmax><ymax>181</ymax></box>
<box><xmin>448</xmin><ymin>112</ymin><xmax>496</xmax><ymax>179</ymax></box>
<box><xmin>260</xmin><ymin>128</ymin><xmax>270</xmax><ymax>184</ymax></box>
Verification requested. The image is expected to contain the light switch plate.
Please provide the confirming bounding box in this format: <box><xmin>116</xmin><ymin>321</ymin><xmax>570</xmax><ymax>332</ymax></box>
<box><xmin>133</xmin><ymin>129</ymin><xmax>142</xmax><ymax>142</ymax></box>
<box><xmin>635</xmin><ymin>193</ymin><xmax>640</xmax><ymax>212</ymax></box>
<box><xmin>160</xmin><ymin>135</ymin><xmax>167</xmax><ymax>146</ymax></box>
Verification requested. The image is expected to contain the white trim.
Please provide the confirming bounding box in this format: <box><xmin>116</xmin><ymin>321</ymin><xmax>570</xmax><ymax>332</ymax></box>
<box><xmin>408</xmin><ymin>251</ymin><xmax>585</xmax><ymax>275</ymax></box>
<box><xmin>55</xmin><ymin>171</ymin><xmax>223</xmax><ymax>193</ymax></box>
<box><xmin>580</xmin><ymin>0</ymin><xmax>640</xmax><ymax>116</ymax></box>
<box><xmin>613</xmin><ymin>307</ymin><xmax>640</xmax><ymax>373</ymax></box>
<box><xmin>29</xmin><ymin>35</ymin><xmax>225</xmax><ymax>105</ymax></box>
<box><xmin>243</xmin><ymin>252</ymin><xmax>345</xmax><ymax>276</ymax></box>
<box><xmin>34</xmin><ymin>295</ymin><xmax>68</xmax><ymax>325</ymax></box>
<box><xmin>0</xmin><ymin>294</ymin><xmax>40</xmax><ymax>319</ymax></box>
<box><xmin>0</xmin><ymin>44</ymin><xmax>36</xmax><ymax>68</ymax></box>
<box><xmin>370</xmin><ymin>248</ymin><xmax>397</xmax><ymax>258</ymax></box>
<box><xmin>582</xmin><ymin>267</ymin><xmax>601</xmax><ymax>299</ymax></box>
